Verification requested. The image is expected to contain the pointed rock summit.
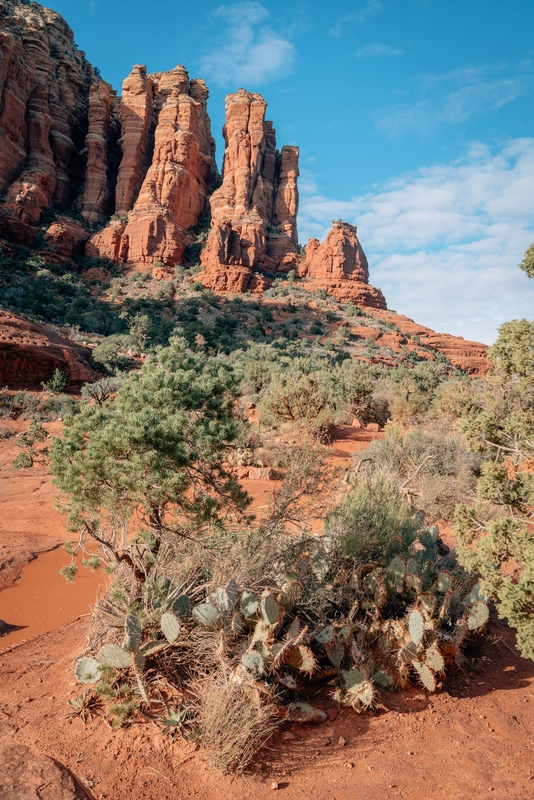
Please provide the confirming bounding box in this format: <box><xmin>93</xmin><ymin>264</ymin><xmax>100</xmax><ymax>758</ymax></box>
<box><xmin>298</xmin><ymin>220</ymin><xmax>387</xmax><ymax>309</ymax></box>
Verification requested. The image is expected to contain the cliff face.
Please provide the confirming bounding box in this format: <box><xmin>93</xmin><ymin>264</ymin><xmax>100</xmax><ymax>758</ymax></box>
<box><xmin>0</xmin><ymin>0</ymin><xmax>120</xmax><ymax>246</ymax></box>
<box><xmin>200</xmin><ymin>89</ymin><xmax>299</xmax><ymax>293</ymax></box>
<box><xmin>87</xmin><ymin>65</ymin><xmax>218</xmax><ymax>270</ymax></box>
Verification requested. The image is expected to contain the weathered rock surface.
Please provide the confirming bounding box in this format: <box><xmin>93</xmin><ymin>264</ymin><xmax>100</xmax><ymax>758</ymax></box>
<box><xmin>299</xmin><ymin>220</ymin><xmax>387</xmax><ymax>309</ymax></box>
<box><xmin>370</xmin><ymin>309</ymin><xmax>489</xmax><ymax>375</ymax></box>
<box><xmin>0</xmin><ymin>1</ymin><xmax>119</xmax><ymax>240</ymax></box>
<box><xmin>87</xmin><ymin>65</ymin><xmax>218</xmax><ymax>269</ymax></box>
<box><xmin>0</xmin><ymin>743</ymin><xmax>96</xmax><ymax>800</ymax></box>
<box><xmin>43</xmin><ymin>217</ymin><xmax>89</xmax><ymax>258</ymax></box>
<box><xmin>200</xmin><ymin>89</ymin><xmax>299</xmax><ymax>292</ymax></box>
<box><xmin>0</xmin><ymin>311</ymin><xmax>99</xmax><ymax>389</ymax></box>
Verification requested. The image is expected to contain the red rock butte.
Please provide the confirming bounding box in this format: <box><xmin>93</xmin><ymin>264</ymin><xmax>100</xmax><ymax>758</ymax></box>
<box><xmin>0</xmin><ymin>0</ymin><xmax>489</xmax><ymax>376</ymax></box>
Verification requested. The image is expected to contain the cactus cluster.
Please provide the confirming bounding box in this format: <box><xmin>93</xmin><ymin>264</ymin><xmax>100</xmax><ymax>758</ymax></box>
<box><xmin>74</xmin><ymin>524</ymin><xmax>489</xmax><ymax>721</ymax></box>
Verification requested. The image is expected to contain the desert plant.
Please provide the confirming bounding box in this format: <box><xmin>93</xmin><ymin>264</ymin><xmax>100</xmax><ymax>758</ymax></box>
<box><xmin>81</xmin><ymin>377</ymin><xmax>122</xmax><ymax>406</ymax></box>
<box><xmin>42</xmin><ymin>368</ymin><xmax>67</xmax><ymax>393</ymax></box>
<box><xmin>51</xmin><ymin>338</ymin><xmax>251</xmax><ymax>596</ymax></box>
<box><xmin>453</xmin><ymin>318</ymin><xmax>534</xmax><ymax>660</ymax></box>
<box><xmin>12</xmin><ymin>418</ymin><xmax>48</xmax><ymax>468</ymax></box>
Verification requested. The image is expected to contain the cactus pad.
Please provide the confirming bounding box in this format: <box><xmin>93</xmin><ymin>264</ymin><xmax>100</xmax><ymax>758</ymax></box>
<box><xmin>279</xmin><ymin>580</ymin><xmax>301</xmax><ymax>612</ymax></box>
<box><xmin>286</xmin><ymin>645</ymin><xmax>316</xmax><ymax>674</ymax></box>
<box><xmin>140</xmin><ymin>640</ymin><xmax>168</xmax><ymax>657</ymax></box>
<box><xmin>387</xmin><ymin>556</ymin><xmax>406</xmax><ymax>585</ymax></box>
<box><xmin>161</xmin><ymin>612</ymin><xmax>181</xmax><ymax>643</ymax></box>
<box><xmin>287</xmin><ymin>702</ymin><xmax>326</xmax><ymax>723</ymax></box>
<box><xmin>436</xmin><ymin>571</ymin><xmax>455</xmax><ymax>593</ymax></box>
<box><xmin>241</xmin><ymin>591</ymin><xmax>259</xmax><ymax>618</ymax></box>
<box><xmin>408</xmin><ymin>609</ymin><xmax>424</xmax><ymax>646</ymax></box>
<box><xmin>172</xmin><ymin>595</ymin><xmax>191</xmax><ymax>618</ymax></box>
<box><xmin>342</xmin><ymin>667</ymin><xmax>367</xmax><ymax>688</ymax></box>
<box><xmin>469</xmin><ymin>584</ymin><xmax>488</xmax><ymax>603</ymax></box>
<box><xmin>311</xmin><ymin>552</ymin><xmax>330</xmax><ymax>581</ymax></box>
<box><xmin>398</xmin><ymin>641</ymin><xmax>418</xmax><ymax>664</ymax></box>
<box><xmin>192</xmin><ymin>603</ymin><xmax>223</xmax><ymax>629</ymax></box>
<box><xmin>261</xmin><ymin>594</ymin><xmax>282</xmax><ymax>627</ymax></box>
<box><xmin>467</xmin><ymin>601</ymin><xmax>489</xmax><ymax>630</ymax></box>
<box><xmin>97</xmin><ymin>644</ymin><xmax>131</xmax><ymax>669</ymax></box>
<box><xmin>419</xmin><ymin>526</ymin><xmax>439</xmax><ymax>548</ymax></box>
<box><xmin>241</xmin><ymin>651</ymin><xmax>264</xmax><ymax>676</ymax></box>
<box><xmin>413</xmin><ymin>660</ymin><xmax>436</xmax><ymax>692</ymax></box>
<box><xmin>425</xmin><ymin>647</ymin><xmax>445</xmax><ymax>673</ymax></box>
<box><xmin>74</xmin><ymin>657</ymin><xmax>102</xmax><ymax>684</ymax></box>
<box><xmin>373</xmin><ymin>670</ymin><xmax>393</xmax><ymax>687</ymax></box>
<box><xmin>326</xmin><ymin>640</ymin><xmax>344</xmax><ymax>670</ymax></box>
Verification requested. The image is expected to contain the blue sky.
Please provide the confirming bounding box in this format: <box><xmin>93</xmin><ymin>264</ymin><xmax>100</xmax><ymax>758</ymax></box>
<box><xmin>47</xmin><ymin>0</ymin><xmax>534</xmax><ymax>343</ymax></box>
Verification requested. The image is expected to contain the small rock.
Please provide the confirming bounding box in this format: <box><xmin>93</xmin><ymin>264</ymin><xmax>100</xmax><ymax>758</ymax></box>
<box><xmin>271</xmin><ymin>781</ymin><xmax>279</xmax><ymax>790</ymax></box>
<box><xmin>344</xmin><ymin>761</ymin><xmax>354</xmax><ymax>769</ymax></box>
<box><xmin>366</xmin><ymin>422</ymin><xmax>380</xmax><ymax>432</ymax></box>
<box><xmin>327</xmin><ymin>708</ymin><xmax>338</xmax><ymax>721</ymax></box>
<box><xmin>248</xmin><ymin>467</ymin><xmax>278</xmax><ymax>481</ymax></box>
<box><xmin>338</xmin><ymin>736</ymin><xmax>347</xmax><ymax>747</ymax></box>
<box><xmin>351</xmin><ymin>418</ymin><xmax>362</xmax><ymax>428</ymax></box>
<box><xmin>281</xmin><ymin>731</ymin><xmax>296</xmax><ymax>741</ymax></box>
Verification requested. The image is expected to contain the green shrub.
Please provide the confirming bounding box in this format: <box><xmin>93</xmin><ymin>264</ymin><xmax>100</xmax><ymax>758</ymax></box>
<box><xmin>325</xmin><ymin>472</ymin><xmax>418</xmax><ymax>562</ymax></box>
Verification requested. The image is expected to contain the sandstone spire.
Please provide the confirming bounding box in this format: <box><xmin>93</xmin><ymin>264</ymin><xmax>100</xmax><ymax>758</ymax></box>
<box><xmin>87</xmin><ymin>65</ymin><xmax>218</xmax><ymax>268</ymax></box>
<box><xmin>200</xmin><ymin>88</ymin><xmax>300</xmax><ymax>292</ymax></box>
<box><xmin>299</xmin><ymin>221</ymin><xmax>387</xmax><ymax>309</ymax></box>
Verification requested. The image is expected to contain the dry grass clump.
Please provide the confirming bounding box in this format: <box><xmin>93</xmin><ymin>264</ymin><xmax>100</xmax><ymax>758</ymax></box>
<box><xmin>195</xmin><ymin>669</ymin><xmax>278</xmax><ymax>773</ymax></box>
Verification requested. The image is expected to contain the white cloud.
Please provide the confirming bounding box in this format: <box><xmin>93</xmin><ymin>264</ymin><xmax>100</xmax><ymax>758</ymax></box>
<box><xmin>374</xmin><ymin>64</ymin><xmax>533</xmax><ymax>136</ymax></box>
<box><xmin>355</xmin><ymin>42</ymin><xmax>403</xmax><ymax>60</ymax></box>
<box><xmin>200</xmin><ymin>2</ymin><xmax>295</xmax><ymax>87</ymax></box>
<box><xmin>330</xmin><ymin>1</ymin><xmax>384</xmax><ymax>37</ymax></box>
<box><xmin>298</xmin><ymin>139</ymin><xmax>534</xmax><ymax>344</ymax></box>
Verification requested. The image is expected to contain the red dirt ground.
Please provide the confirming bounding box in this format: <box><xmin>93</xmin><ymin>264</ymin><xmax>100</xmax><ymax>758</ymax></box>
<box><xmin>1</xmin><ymin>422</ymin><xmax>533</xmax><ymax>799</ymax></box>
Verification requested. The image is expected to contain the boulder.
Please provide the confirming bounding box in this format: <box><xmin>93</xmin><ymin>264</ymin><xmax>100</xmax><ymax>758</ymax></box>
<box><xmin>0</xmin><ymin>743</ymin><xmax>96</xmax><ymax>800</ymax></box>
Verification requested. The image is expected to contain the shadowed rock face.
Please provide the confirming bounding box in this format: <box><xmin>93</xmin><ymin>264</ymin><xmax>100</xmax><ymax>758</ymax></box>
<box><xmin>200</xmin><ymin>89</ymin><xmax>300</xmax><ymax>292</ymax></box>
<box><xmin>0</xmin><ymin>1</ymin><xmax>120</xmax><ymax>241</ymax></box>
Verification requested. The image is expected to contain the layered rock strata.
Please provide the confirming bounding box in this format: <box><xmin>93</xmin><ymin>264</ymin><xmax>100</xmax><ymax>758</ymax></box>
<box><xmin>299</xmin><ymin>220</ymin><xmax>387</xmax><ymax>309</ymax></box>
<box><xmin>0</xmin><ymin>311</ymin><xmax>99</xmax><ymax>389</ymax></box>
<box><xmin>0</xmin><ymin>1</ymin><xmax>120</xmax><ymax>242</ymax></box>
<box><xmin>200</xmin><ymin>89</ymin><xmax>300</xmax><ymax>292</ymax></box>
<box><xmin>87</xmin><ymin>65</ymin><xmax>218</xmax><ymax>269</ymax></box>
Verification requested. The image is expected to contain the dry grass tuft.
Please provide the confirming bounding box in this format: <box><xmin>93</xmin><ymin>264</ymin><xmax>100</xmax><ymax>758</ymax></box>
<box><xmin>195</xmin><ymin>669</ymin><xmax>279</xmax><ymax>773</ymax></box>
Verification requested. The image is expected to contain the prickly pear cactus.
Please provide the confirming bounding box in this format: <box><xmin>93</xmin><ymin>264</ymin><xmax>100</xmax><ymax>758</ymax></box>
<box><xmin>75</xmin><ymin>657</ymin><xmax>102</xmax><ymax>684</ymax></box>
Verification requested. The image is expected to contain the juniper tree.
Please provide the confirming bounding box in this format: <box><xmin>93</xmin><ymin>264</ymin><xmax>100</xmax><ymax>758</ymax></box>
<box><xmin>51</xmin><ymin>338</ymin><xmax>251</xmax><ymax>599</ymax></box>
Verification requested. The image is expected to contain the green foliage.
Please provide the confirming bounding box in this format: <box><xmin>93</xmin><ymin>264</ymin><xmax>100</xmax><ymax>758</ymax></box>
<box><xmin>51</xmin><ymin>339</ymin><xmax>251</xmax><ymax>599</ymax></box>
<box><xmin>453</xmin><ymin>318</ymin><xmax>534</xmax><ymax>660</ymax></box>
<box><xmin>42</xmin><ymin>368</ymin><xmax>67</xmax><ymax>393</ymax></box>
<box><xmin>0</xmin><ymin>252</ymin><xmax>123</xmax><ymax>334</ymax></box>
<box><xmin>519</xmin><ymin>242</ymin><xmax>534</xmax><ymax>279</ymax></box>
<box><xmin>12</xmin><ymin>418</ymin><xmax>48</xmax><ymax>468</ymax></box>
<box><xmin>325</xmin><ymin>473</ymin><xmax>419</xmax><ymax>562</ymax></box>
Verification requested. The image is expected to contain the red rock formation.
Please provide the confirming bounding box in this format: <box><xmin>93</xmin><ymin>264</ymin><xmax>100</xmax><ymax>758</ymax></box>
<box><xmin>0</xmin><ymin>311</ymin><xmax>99</xmax><ymax>389</ymax></box>
<box><xmin>299</xmin><ymin>220</ymin><xmax>387</xmax><ymax>309</ymax></box>
<box><xmin>80</xmin><ymin>81</ymin><xmax>121</xmax><ymax>224</ymax></box>
<box><xmin>43</xmin><ymin>217</ymin><xmax>89</xmax><ymax>258</ymax></box>
<box><xmin>114</xmin><ymin>65</ymin><xmax>154</xmax><ymax>218</ymax></box>
<box><xmin>370</xmin><ymin>309</ymin><xmax>489</xmax><ymax>375</ymax></box>
<box><xmin>200</xmin><ymin>89</ymin><xmax>299</xmax><ymax>292</ymax></box>
<box><xmin>0</xmin><ymin>2</ymin><xmax>120</xmax><ymax>242</ymax></box>
<box><xmin>87</xmin><ymin>66</ymin><xmax>218</xmax><ymax>269</ymax></box>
